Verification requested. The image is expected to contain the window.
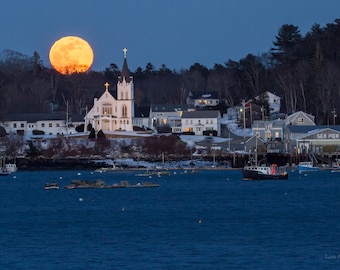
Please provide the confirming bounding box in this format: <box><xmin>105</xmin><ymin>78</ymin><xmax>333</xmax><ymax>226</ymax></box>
<box><xmin>103</xmin><ymin>106</ymin><xmax>112</xmax><ymax>115</ymax></box>
<box><xmin>56</xmin><ymin>123</ymin><xmax>60</xmax><ymax>127</ymax></box>
<box><xmin>21</xmin><ymin>123</ymin><xmax>24</xmax><ymax>128</ymax></box>
<box><xmin>275</xmin><ymin>132</ymin><xmax>279</xmax><ymax>138</ymax></box>
<box><xmin>298</xmin><ymin>118</ymin><xmax>304</xmax><ymax>123</ymax></box>
<box><xmin>41</xmin><ymin>123</ymin><xmax>45</xmax><ymax>128</ymax></box>
<box><xmin>122</xmin><ymin>105</ymin><xmax>127</xmax><ymax>117</ymax></box>
<box><xmin>13</xmin><ymin>123</ymin><xmax>17</xmax><ymax>128</ymax></box>
<box><xmin>49</xmin><ymin>123</ymin><xmax>52</xmax><ymax>128</ymax></box>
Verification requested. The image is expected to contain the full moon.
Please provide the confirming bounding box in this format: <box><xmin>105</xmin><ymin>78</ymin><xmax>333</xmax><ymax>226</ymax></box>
<box><xmin>49</xmin><ymin>36</ymin><xmax>94</xmax><ymax>75</ymax></box>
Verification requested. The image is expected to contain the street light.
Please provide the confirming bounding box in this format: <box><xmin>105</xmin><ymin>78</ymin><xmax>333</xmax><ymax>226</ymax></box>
<box><xmin>332</xmin><ymin>108</ymin><xmax>337</xmax><ymax>125</ymax></box>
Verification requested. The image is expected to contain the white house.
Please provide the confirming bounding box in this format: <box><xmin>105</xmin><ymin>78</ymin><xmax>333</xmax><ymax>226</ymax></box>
<box><xmin>255</xmin><ymin>91</ymin><xmax>281</xmax><ymax>114</ymax></box>
<box><xmin>252</xmin><ymin>120</ymin><xmax>285</xmax><ymax>142</ymax></box>
<box><xmin>181</xmin><ymin>110</ymin><xmax>221</xmax><ymax>136</ymax></box>
<box><xmin>85</xmin><ymin>48</ymin><xmax>135</xmax><ymax>132</ymax></box>
<box><xmin>149</xmin><ymin>104</ymin><xmax>194</xmax><ymax>133</ymax></box>
<box><xmin>285</xmin><ymin>111</ymin><xmax>315</xmax><ymax>126</ymax></box>
<box><xmin>0</xmin><ymin>113</ymin><xmax>83</xmax><ymax>137</ymax></box>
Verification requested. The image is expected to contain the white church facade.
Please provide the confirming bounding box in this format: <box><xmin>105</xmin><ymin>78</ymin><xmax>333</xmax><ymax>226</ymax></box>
<box><xmin>85</xmin><ymin>48</ymin><xmax>135</xmax><ymax>132</ymax></box>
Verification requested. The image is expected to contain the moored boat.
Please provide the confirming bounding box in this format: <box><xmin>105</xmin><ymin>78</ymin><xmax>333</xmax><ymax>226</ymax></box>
<box><xmin>0</xmin><ymin>156</ymin><xmax>10</xmax><ymax>176</ymax></box>
<box><xmin>243</xmin><ymin>159</ymin><xmax>288</xmax><ymax>180</ymax></box>
<box><xmin>44</xmin><ymin>182</ymin><xmax>59</xmax><ymax>190</ymax></box>
<box><xmin>0</xmin><ymin>168</ymin><xmax>10</xmax><ymax>176</ymax></box>
<box><xmin>297</xmin><ymin>161</ymin><xmax>320</xmax><ymax>172</ymax></box>
<box><xmin>6</xmin><ymin>163</ymin><xmax>17</xmax><ymax>173</ymax></box>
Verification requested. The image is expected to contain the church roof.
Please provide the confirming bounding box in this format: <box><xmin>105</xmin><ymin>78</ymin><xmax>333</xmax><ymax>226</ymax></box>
<box><xmin>119</xmin><ymin>48</ymin><xmax>132</xmax><ymax>83</ymax></box>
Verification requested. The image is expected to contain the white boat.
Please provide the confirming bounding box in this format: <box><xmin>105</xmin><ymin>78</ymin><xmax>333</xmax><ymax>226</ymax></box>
<box><xmin>332</xmin><ymin>158</ymin><xmax>340</xmax><ymax>169</ymax></box>
<box><xmin>297</xmin><ymin>161</ymin><xmax>320</xmax><ymax>172</ymax></box>
<box><xmin>44</xmin><ymin>182</ymin><xmax>59</xmax><ymax>190</ymax></box>
<box><xmin>6</xmin><ymin>163</ymin><xmax>17</xmax><ymax>173</ymax></box>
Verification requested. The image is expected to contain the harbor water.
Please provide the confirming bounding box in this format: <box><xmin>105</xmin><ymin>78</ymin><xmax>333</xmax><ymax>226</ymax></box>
<box><xmin>0</xmin><ymin>169</ymin><xmax>339</xmax><ymax>269</ymax></box>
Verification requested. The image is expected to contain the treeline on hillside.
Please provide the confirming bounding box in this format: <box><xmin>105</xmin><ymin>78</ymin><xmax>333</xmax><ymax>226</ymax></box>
<box><xmin>1</xmin><ymin>19</ymin><xmax>340</xmax><ymax>124</ymax></box>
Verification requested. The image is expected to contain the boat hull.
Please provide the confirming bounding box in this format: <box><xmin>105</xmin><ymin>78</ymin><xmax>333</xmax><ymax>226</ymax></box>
<box><xmin>242</xmin><ymin>169</ymin><xmax>288</xmax><ymax>180</ymax></box>
<box><xmin>297</xmin><ymin>166</ymin><xmax>320</xmax><ymax>172</ymax></box>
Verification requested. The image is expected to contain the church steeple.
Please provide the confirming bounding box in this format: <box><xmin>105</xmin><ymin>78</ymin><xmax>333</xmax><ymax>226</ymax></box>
<box><xmin>119</xmin><ymin>48</ymin><xmax>131</xmax><ymax>83</ymax></box>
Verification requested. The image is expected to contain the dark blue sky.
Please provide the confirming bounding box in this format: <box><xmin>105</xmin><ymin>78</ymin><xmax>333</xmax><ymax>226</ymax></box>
<box><xmin>1</xmin><ymin>0</ymin><xmax>340</xmax><ymax>72</ymax></box>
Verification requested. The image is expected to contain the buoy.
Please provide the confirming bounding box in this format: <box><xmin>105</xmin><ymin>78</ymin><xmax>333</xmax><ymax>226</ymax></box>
<box><xmin>59</xmin><ymin>176</ymin><xmax>62</xmax><ymax>180</ymax></box>
<box><xmin>198</xmin><ymin>219</ymin><xmax>202</xmax><ymax>224</ymax></box>
<box><xmin>77</xmin><ymin>173</ymin><xmax>81</xmax><ymax>176</ymax></box>
<box><xmin>121</xmin><ymin>207</ymin><xmax>125</xmax><ymax>211</ymax></box>
<box><xmin>79</xmin><ymin>198</ymin><xmax>83</xmax><ymax>202</ymax></box>
<box><xmin>226</xmin><ymin>178</ymin><xmax>229</xmax><ymax>181</ymax></box>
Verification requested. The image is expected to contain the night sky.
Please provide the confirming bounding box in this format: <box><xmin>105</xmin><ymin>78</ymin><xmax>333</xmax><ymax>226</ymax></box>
<box><xmin>1</xmin><ymin>0</ymin><xmax>339</xmax><ymax>71</ymax></box>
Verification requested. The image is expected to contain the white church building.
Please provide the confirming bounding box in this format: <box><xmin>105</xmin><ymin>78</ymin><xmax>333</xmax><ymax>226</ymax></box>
<box><xmin>85</xmin><ymin>48</ymin><xmax>135</xmax><ymax>132</ymax></box>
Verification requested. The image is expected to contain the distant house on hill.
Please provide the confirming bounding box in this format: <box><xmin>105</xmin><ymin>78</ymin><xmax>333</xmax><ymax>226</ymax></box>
<box><xmin>285</xmin><ymin>111</ymin><xmax>315</xmax><ymax>126</ymax></box>
<box><xmin>186</xmin><ymin>91</ymin><xmax>219</xmax><ymax>108</ymax></box>
<box><xmin>255</xmin><ymin>91</ymin><xmax>281</xmax><ymax>114</ymax></box>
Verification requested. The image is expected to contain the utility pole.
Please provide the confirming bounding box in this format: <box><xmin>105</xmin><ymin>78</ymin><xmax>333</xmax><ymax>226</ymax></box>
<box><xmin>242</xmin><ymin>100</ymin><xmax>246</xmax><ymax>150</ymax></box>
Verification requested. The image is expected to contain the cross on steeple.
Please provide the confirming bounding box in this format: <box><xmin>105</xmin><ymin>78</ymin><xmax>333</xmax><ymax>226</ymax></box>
<box><xmin>104</xmin><ymin>82</ymin><xmax>109</xmax><ymax>91</ymax></box>
<box><xmin>123</xmin><ymin>48</ymin><xmax>127</xmax><ymax>59</ymax></box>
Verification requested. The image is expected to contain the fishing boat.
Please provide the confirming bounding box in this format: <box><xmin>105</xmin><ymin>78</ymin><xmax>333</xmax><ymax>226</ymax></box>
<box><xmin>243</xmin><ymin>159</ymin><xmax>288</xmax><ymax>180</ymax></box>
<box><xmin>242</xmin><ymin>133</ymin><xmax>288</xmax><ymax>180</ymax></box>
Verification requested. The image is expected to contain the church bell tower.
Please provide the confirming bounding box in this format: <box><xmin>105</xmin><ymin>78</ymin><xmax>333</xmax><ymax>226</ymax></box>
<box><xmin>117</xmin><ymin>48</ymin><xmax>134</xmax><ymax>131</ymax></box>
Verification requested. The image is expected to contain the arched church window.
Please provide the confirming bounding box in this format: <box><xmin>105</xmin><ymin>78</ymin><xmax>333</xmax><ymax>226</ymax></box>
<box><xmin>122</xmin><ymin>105</ymin><xmax>127</xmax><ymax>117</ymax></box>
